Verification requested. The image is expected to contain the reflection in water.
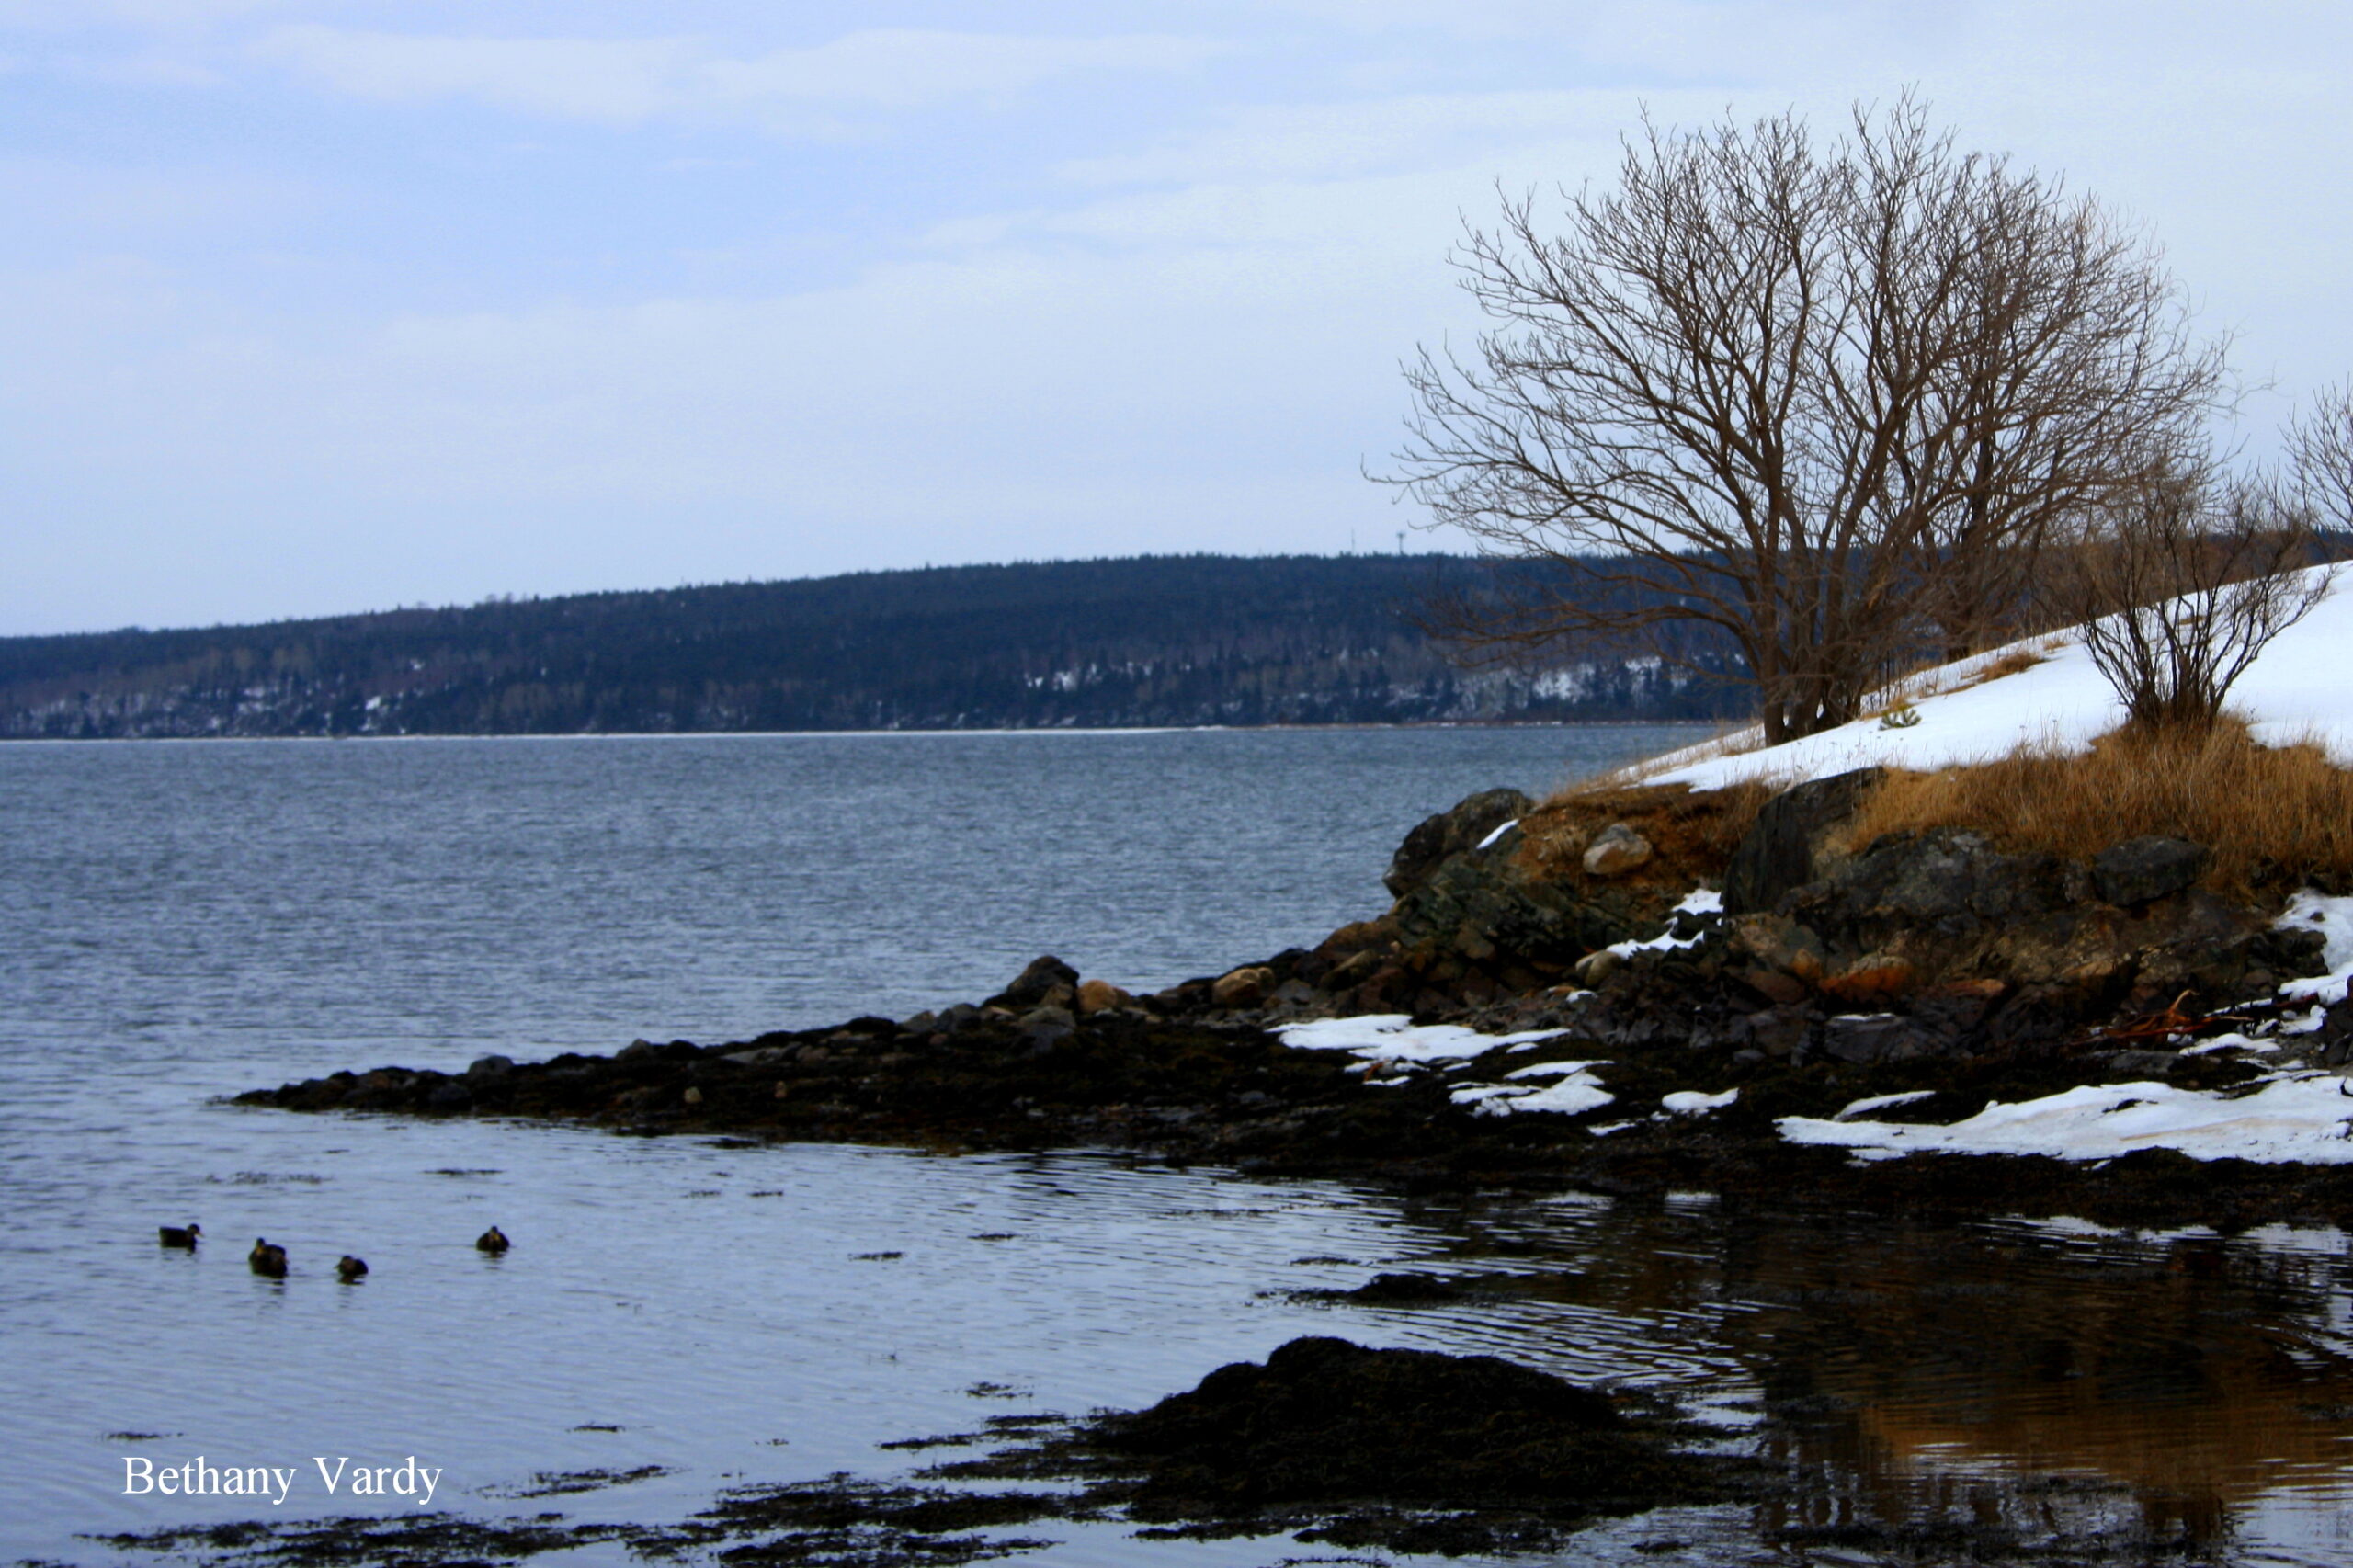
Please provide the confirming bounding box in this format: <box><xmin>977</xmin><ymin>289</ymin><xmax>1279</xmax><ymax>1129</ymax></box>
<box><xmin>1363</xmin><ymin>1197</ymin><xmax>2353</xmax><ymax>1562</ymax></box>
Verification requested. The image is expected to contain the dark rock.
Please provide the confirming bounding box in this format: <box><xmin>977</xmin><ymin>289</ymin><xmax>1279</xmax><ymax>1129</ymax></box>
<box><xmin>1392</xmin><ymin>840</ymin><xmax>1671</xmax><ymax>976</ymax></box>
<box><xmin>426</xmin><ymin>1080</ymin><xmax>472</xmax><ymax>1110</ymax></box>
<box><xmin>466</xmin><ymin>1054</ymin><xmax>514</xmax><ymax>1077</ymax></box>
<box><xmin>2094</xmin><ymin>836</ymin><xmax>2211</xmax><ymax>907</ymax></box>
<box><xmin>988</xmin><ymin>955</ymin><xmax>1081</xmax><ymax>1011</ymax></box>
<box><xmin>1821</xmin><ymin>1013</ymin><xmax>1934</xmax><ymax>1064</ymax></box>
<box><xmin>1384</xmin><ymin>788</ymin><xmax>1533</xmax><ymax>898</ymax></box>
<box><xmin>1016</xmin><ymin>1006</ymin><xmax>1074</xmax><ymax>1052</ymax></box>
<box><xmin>1090</xmin><ymin>1335</ymin><xmax>1681</xmax><ymax>1514</ymax></box>
<box><xmin>1338</xmin><ymin>1271</ymin><xmax>1472</xmax><ymax>1303</ymax></box>
<box><xmin>1722</xmin><ymin>768</ymin><xmax>1881</xmax><ymax>915</ymax></box>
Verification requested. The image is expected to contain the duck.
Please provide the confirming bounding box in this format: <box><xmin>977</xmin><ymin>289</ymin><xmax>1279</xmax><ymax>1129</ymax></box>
<box><xmin>157</xmin><ymin>1222</ymin><xmax>201</xmax><ymax>1249</ymax></box>
<box><xmin>335</xmin><ymin>1255</ymin><xmax>369</xmax><ymax>1282</ymax></box>
<box><xmin>249</xmin><ymin>1239</ymin><xmax>288</xmax><ymax>1278</ymax></box>
<box><xmin>475</xmin><ymin>1225</ymin><xmax>510</xmax><ymax>1256</ymax></box>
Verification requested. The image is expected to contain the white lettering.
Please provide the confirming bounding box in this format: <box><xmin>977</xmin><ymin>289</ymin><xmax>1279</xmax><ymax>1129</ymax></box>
<box><xmin>313</xmin><ymin>1456</ymin><xmax>347</xmax><ymax>1494</ymax></box>
<box><xmin>269</xmin><ymin>1466</ymin><xmax>295</xmax><ymax>1506</ymax></box>
<box><xmin>123</xmin><ymin>1457</ymin><xmax>154</xmax><ymax>1494</ymax></box>
<box><xmin>415</xmin><ymin>1465</ymin><xmax>439</xmax><ymax>1507</ymax></box>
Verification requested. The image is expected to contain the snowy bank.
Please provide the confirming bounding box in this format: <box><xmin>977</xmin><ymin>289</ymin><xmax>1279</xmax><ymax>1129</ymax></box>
<box><xmin>1642</xmin><ymin>563</ymin><xmax>2351</xmax><ymax>792</ymax></box>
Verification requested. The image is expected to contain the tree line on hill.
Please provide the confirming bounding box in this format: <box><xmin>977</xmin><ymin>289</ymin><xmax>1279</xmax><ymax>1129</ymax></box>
<box><xmin>0</xmin><ymin>555</ymin><xmax>1749</xmax><ymax>740</ymax></box>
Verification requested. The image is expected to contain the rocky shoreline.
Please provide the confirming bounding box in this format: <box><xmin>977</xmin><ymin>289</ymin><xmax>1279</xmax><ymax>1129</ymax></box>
<box><xmin>239</xmin><ymin>774</ymin><xmax>2353</xmax><ymax>1229</ymax></box>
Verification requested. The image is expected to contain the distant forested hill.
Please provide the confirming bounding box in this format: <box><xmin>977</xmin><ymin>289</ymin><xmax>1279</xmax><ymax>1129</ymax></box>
<box><xmin>0</xmin><ymin>555</ymin><xmax>1747</xmax><ymax>738</ymax></box>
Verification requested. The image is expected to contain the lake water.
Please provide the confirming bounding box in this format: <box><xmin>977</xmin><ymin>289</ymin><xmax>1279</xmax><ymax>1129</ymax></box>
<box><xmin>4</xmin><ymin>727</ymin><xmax>2353</xmax><ymax>1568</ymax></box>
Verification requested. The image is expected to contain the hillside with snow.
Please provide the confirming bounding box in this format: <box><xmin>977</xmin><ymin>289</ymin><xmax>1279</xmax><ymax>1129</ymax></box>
<box><xmin>1630</xmin><ymin>562</ymin><xmax>2353</xmax><ymax>791</ymax></box>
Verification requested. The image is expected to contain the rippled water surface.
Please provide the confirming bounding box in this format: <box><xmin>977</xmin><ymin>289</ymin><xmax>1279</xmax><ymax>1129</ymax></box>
<box><xmin>5</xmin><ymin>729</ymin><xmax>2353</xmax><ymax>1567</ymax></box>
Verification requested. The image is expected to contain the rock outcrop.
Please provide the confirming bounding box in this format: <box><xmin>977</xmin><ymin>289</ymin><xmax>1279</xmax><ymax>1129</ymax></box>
<box><xmin>1383</xmin><ymin>788</ymin><xmax>1531</xmax><ymax>898</ymax></box>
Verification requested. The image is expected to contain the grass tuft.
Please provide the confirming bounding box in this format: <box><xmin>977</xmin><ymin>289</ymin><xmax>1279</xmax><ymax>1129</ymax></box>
<box><xmin>1834</xmin><ymin>718</ymin><xmax>2353</xmax><ymax>898</ymax></box>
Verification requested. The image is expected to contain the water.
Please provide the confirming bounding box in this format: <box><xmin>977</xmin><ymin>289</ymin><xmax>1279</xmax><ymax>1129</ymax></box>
<box><xmin>4</xmin><ymin>728</ymin><xmax>2352</xmax><ymax>1567</ymax></box>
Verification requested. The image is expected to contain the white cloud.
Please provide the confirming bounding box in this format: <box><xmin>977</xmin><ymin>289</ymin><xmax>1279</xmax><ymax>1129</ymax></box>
<box><xmin>254</xmin><ymin>25</ymin><xmax>1230</xmax><ymax>127</ymax></box>
<box><xmin>1057</xmin><ymin>88</ymin><xmax>1723</xmax><ymax>187</ymax></box>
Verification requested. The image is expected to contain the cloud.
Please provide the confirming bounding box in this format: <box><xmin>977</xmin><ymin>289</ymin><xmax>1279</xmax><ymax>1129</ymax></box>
<box><xmin>254</xmin><ymin>25</ymin><xmax>1230</xmax><ymax>127</ymax></box>
<box><xmin>1056</xmin><ymin>88</ymin><xmax>1732</xmax><ymax>187</ymax></box>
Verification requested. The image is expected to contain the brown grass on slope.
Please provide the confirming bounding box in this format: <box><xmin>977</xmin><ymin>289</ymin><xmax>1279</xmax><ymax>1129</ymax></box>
<box><xmin>1520</xmin><ymin>778</ymin><xmax>1778</xmax><ymax>892</ymax></box>
<box><xmin>1832</xmin><ymin>718</ymin><xmax>2353</xmax><ymax>899</ymax></box>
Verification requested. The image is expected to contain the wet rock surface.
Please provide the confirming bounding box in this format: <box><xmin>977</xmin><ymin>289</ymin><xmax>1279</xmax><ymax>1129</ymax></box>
<box><xmin>941</xmin><ymin>1335</ymin><xmax>1755</xmax><ymax>1556</ymax></box>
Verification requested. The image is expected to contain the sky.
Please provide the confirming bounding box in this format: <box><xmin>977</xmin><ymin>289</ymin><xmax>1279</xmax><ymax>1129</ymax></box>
<box><xmin>4</xmin><ymin>1</ymin><xmax>2350</xmax><ymax>636</ymax></box>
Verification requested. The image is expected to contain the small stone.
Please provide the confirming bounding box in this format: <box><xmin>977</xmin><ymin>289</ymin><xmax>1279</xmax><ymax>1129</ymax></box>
<box><xmin>1075</xmin><ymin>978</ymin><xmax>1131</xmax><ymax>1015</ymax></box>
<box><xmin>466</xmin><ymin>1054</ymin><xmax>514</xmax><ymax>1077</ymax></box>
<box><xmin>772</xmin><ymin>1081</ymin><xmax>790</xmax><ymax>1100</ymax></box>
<box><xmin>1211</xmin><ymin>966</ymin><xmax>1275</xmax><ymax>1008</ymax></box>
<box><xmin>1574</xmin><ymin>949</ymin><xmax>1622</xmax><ymax>986</ymax></box>
<box><xmin>1582</xmin><ymin>823</ymin><xmax>1654</xmax><ymax>877</ymax></box>
<box><xmin>682</xmin><ymin>1086</ymin><xmax>703</xmax><ymax>1107</ymax></box>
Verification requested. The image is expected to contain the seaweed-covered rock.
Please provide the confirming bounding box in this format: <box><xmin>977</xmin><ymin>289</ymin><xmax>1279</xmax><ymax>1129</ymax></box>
<box><xmin>1088</xmin><ymin>1336</ymin><xmax>1734</xmax><ymax>1529</ymax></box>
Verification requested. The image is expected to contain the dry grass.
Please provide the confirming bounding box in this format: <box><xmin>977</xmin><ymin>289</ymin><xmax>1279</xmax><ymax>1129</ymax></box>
<box><xmin>1520</xmin><ymin>778</ymin><xmax>1778</xmax><ymax>891</ymax></box>
<box><xmin>1833</xmin><ymin>718</ymin><xmax>2353</xmax><ymax>897</ymax></box>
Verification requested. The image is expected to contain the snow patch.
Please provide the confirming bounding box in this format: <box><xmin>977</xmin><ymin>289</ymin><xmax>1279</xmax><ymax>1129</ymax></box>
<box><xmin>1278</xmin><ymin>1015</ymin><xmax>1568</xmax><ymax>1066</ymax></box>
<box><xmin>1474</xmin><ymin>818</ymin><xmax>1520</xmax><ymax>851</ymax></box>
<box><xmin>1661</xmin><ymin>1087</ymin><xmax>1739</xmax><ymax>1116</ymax></box>
<box><xmin>1604</xmin><ymin>888</ymin><xmax>1722</xmax><ymax>958</ymax></box>
<box><xmin>1781</xmin><ymin>1075</ymin><xmax>2353</xmax><ymax>1164</ymax></box>
<box><xmin>1833</xmin><ymin>1089</ymin><xmax>1937</xmax><ymax>1120</ymax></box>
<box><xmin>2277</xmin><ymin>891</ymin><xmax>2353</xmax><ymax>1006</ymax></box>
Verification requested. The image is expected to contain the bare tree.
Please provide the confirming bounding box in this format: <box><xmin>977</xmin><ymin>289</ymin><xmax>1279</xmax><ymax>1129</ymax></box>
<box><xmin>1390</xmin><ymin>97</ymin><xmax>2225</xmax><ymax>744</ymax></box>
<box><xmin>2055</xmin><ymin>472</ymin><xmax>2326</xmax><ymax>732</ymax></box>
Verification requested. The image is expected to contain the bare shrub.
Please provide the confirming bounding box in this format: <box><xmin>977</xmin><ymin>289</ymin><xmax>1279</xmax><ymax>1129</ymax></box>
<box><xmin>1836</xmin><ymin>719</ymin><xmax>2353</xmax><ymax>897</ymax></box>
<box><xmin>2052</xmin><ymin>475</ymin><xmax>2327</xmax><ymax>733</ymax></box>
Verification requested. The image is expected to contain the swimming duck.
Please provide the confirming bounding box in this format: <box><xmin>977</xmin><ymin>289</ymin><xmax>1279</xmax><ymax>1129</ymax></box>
<box><xmin>249</xmin><ymin>1239</ymin><xmax>288</xmax><ymax>1278</ymax></box>
<box><xmin>475</xmin><ymin>1225</ymin><xmax>510</xmax><ymax>1255</ymax></box>
<box><xmin>335</xmin><ymin>1255</ymin><xmax>369</xmax><ymax>1282</ymax></box>
<box><xmin>157</xmin><ymin>1222</ymin><xmax>201</xmax><ymax>1249</ymax></box>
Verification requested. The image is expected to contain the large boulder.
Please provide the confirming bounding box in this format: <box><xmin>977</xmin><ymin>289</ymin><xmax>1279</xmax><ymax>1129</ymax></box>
<box><xmin>1722</xmin><ymin>767</ymin><xmax>1882</xmax><ymax>915</ymax></box>
<box><xmin>1384</xmin><ymin>788</ymin><xmax>1533</xmax><ymax>898</ymax></box>
<box><xmin>2094</xmin><ymin>836</ymin><xmax>2211</xmax><ymax>907</ymax></box>
<box><xmin>986</xmin><ymin>955</ymin><xmax>1080</xmax><ymax>1012</ymax></box>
